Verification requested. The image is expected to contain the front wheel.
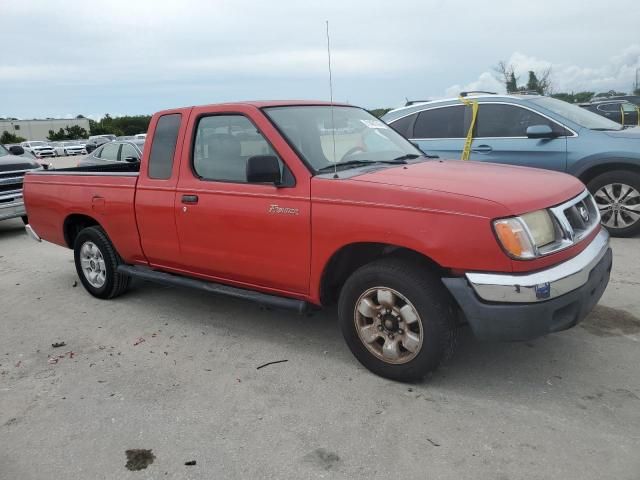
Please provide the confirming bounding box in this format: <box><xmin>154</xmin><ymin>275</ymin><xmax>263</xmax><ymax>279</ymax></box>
<box><xmin>338</xmin><ymin>258</ymin><xmax>457</xmax><ymax>382</ymax></box>
<box><xmin>73</xmin><ymin>226</ymin><xmax>130</xmax><ymax>299</ymax></box>
<box><xmin>588</xmin><ymin>170</ymin><xmax>640</xmax><ymax>237</ymax></box>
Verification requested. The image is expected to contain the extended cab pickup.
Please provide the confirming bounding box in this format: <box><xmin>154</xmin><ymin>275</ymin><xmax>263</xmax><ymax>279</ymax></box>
<box><xmin>23</xmin><ymin>101</ymin><xmax>612</xmax><ymax>381</ymax></box>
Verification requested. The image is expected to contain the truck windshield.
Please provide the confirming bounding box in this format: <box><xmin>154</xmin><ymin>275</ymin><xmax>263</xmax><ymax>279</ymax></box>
<box><xmin>530</xmin><ymin>97</ymin><xmax>623</xmax><ymax>131</ymax></box>
<box><xmin>264</xmin><ymin>105</ymin><xmax>423</xmax><ymax>172</ymax></box>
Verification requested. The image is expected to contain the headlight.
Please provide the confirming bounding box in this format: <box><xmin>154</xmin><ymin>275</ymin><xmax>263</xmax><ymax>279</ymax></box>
<box><xmin>493</xmin><ymin>209</ymin><xmax>556</xmax><ymax>259</ymax></box>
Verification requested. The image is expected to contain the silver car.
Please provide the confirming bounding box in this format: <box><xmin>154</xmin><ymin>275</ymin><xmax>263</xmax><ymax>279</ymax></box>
<box><xmin>78</xmin><ymin>140</ymin><xmax>144</xmax><ymax>167</ymax></box>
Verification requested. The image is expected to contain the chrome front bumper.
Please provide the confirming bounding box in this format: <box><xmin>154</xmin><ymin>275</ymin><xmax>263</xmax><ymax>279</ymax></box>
<box><xmin>0</xmin><ymin>193</ymin><xmax>26</xmax><ymax>221</ymax></box>
<box><xmin>466</xmin><ymin>228</ymin><xmax>610</xmax><ymax>303</ymax></box>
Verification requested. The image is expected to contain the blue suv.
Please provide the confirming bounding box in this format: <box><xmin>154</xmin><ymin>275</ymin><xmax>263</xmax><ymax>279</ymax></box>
<box><xmin>383</xmin><ymin>93</ymin><xmax>640</xmax><ymax>237</ymax></box>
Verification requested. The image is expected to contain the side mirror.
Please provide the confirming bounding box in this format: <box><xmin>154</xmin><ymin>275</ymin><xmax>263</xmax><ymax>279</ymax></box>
<box><xmin>124</xmin><ymin>156</ymin><xmax>139</xmax><ymax>163</ymax></box>
<box><xmin>526</xmin><ymin>124</ymin><xmax>556</xmax><ymax>139</ymax></box>
<box><xmin>246</xmin><ymin>155</ymin><xmax>281</xmax><ymax>184</ymax></box>
<box><xmin>9</xmin><ymin>145</ymin><xmax>25</xmax><ymax>155</ymax></box>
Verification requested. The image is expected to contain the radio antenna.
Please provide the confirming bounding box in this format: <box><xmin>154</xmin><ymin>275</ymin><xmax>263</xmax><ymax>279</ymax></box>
<box><xmin>325</xmin><ymin>20</ymin><xmax>338</xmax><ymax>179</ymax></box>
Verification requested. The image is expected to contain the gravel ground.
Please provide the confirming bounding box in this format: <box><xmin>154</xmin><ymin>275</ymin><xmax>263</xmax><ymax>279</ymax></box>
<box><xmin>1</xmin><ymin>189</ymin><xmax>639</xmax><ymax>479</ymax></box>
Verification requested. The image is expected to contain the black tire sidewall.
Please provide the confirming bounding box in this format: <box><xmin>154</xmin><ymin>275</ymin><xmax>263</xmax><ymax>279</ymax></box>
<box><xmin>338</xmin><ymin>260</ymin><xmax>454</xmax><ymax>382</ymax></box>
<box><xmin>73</xmin><ymin>227</ymin><xmax>118</xmax><ymax>299</ymax></box>
<box><xmin>587</xmin><ymin>170</ymin><xmax>640</xmax><ymax>237</ymax></box>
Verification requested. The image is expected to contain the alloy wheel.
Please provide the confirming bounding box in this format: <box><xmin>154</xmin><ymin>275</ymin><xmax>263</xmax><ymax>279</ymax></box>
<box><xmin>79</xmin><ymin>241</ymin><xmax>107</xmax><ymax>288</ymax></box>
<box><xmin>594</xmin><ymin>183</ymin><xmax>640</xmax><ymax>229</ymax></box>
<box><xmin>353</xmin><ymin>287</ymin><xmax>423</xmax><ymax>364</ymax></box>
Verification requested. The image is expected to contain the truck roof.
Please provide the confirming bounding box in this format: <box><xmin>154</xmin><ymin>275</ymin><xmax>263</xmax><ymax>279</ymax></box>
<box><xmin>154</xmin><ymin>100</ymin><xmax>352</xmax><ymax>116</ymax></box>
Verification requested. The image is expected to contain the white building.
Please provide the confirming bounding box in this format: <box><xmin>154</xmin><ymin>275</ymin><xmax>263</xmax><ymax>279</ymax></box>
<box><xmin>0</xmin><ymin>118</ymin><xmax>91</xmax><ymax>141</ymax></box>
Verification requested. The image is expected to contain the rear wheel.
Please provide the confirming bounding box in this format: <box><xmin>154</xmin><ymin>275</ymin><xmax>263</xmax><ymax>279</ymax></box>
<box><xmin>338</xmin><ymin>258</ymin><xmax>456</xmax><ymax>382</ymax></box>
<box><xmin>588</xmin><ymin>170</ymin><xmax>640</xmax><ymax>237</ymax></box>
<box><xmin>73</xmin><ymin>226</ymin><xmax>130</xmax><ymax>299</ymax></box>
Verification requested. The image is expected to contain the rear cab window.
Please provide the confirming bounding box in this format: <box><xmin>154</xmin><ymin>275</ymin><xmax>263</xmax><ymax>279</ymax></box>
<box><xmin>148</xmin><ymin>113</ymin><xmax>181</xmax><ymax>179</ymax></box>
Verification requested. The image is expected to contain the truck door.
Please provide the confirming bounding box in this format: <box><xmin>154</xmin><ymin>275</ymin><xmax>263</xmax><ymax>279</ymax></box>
<box><xmin>135</xmin><ymin>110</ymin><xmax>189</xmax><ymax>268</ymax></box>
<box><xmin>174</xmin><ymin>105</ymin><xmax>311</xmax><ymax>294</ymax></box>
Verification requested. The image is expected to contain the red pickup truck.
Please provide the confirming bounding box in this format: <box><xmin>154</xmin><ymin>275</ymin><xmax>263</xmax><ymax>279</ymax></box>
<box><xmin>23</xmin><ymin>101</ymin><xmax>612</xmax><ymax>381</ymax></box>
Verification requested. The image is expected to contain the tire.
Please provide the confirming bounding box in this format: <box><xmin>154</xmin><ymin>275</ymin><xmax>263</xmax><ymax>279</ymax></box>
<box><xmin>338</xmin><ymin>258</ymin><xmax>457</xmax><ymax>382</ymax></box>
<box><xmin>587</xmin><ymin>170</ymin><xmax>640</xmax><ymax>237</ymax></box>
<box><xmin>21</xmin><ymin>216</ymin><xmax>28</xmax><ymax>225</ymax></box>
<box><xmin>73</xmin><ymin>226</ymin><xmax>130</xmax><ymax>299</ymax></box>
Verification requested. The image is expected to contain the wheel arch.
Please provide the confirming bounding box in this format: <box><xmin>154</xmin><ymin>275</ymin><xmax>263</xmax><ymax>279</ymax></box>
<box><xmin>63</xmin><ymin>213</ymin><xmax>101</xmax><ymax>248</ymax></box>
<box><xmin>572</xmin><ymin>157</ymin><xmax>640</xmax><ymax>186</ymax></box>
<box><xmin>318</xmin><ymin>242</ymin><xmax>445</xmax><ymax>306</ymax></box>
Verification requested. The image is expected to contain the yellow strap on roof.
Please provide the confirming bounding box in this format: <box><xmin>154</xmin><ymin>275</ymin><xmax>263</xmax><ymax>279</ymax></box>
<box><xmin>458</xmin><ymin>96</ymin><xmax>479</xmax><ymax>161</ymax></box>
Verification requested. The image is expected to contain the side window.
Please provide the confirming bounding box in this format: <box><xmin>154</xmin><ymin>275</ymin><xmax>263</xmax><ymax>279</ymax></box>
<box><xmin>148</xmin><ymin>113</ymin><xmax>181</xmax><ymax>180</ymax></box>
<box><xmin>99</xmin><ymin>143</ymin><xmax>120</xmax><ymax>161</ymax></box>
<box><xmin>597</xmin><ymin>103</ymin><xmax>619</xmax><ymax>113</ymax></box>
<box><xmin>413</xmin><ymin>106</ymin><xmax>465</xmax><ymax>138</ymax></box>
<box><xmin>193</xmin><ymin>114</ymin><xmax>282</xmax><ymax>183</ymax></box>
<box><xmin>388</xmin><ymin>113</ymin><xmax>417</xmax><ymax>138</ymax></box>
<box><xmin>120</xmin><ymin>143</ymin><xmax>139</xmax><ymax>161</ymax></box>
<box><xmin>476</xmin><ymin>104</ymin><xmax>566</xmax><ymax>137</ymax></box>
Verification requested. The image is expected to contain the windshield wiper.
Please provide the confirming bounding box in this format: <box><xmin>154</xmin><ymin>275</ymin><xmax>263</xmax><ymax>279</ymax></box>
<box><xmin>392</xmin><ymin>153</ymin><xmax>421</xmax><ymax>161</ymax></box>
<box><xmin>317</xmin><ymin>159</ymin><xmax>407</xmax><ymax>173</ymax></box>
<box><xmin>591</xmin><ymin>127</ymin><xmax>623</xmax><ymax>131</ymax></box>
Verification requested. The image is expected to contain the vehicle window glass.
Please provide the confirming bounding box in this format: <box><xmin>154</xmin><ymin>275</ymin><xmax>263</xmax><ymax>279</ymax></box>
<box><xmin>99</xmin><ymin>143</ymin><xmax>120</xmax><ymax>161</ymax></box>
<box><xmin>389</xmin><ymin>113</ymin><xmax>417</xmax><ymax>138</ymax></box>
<box><xmin>193</xmin><ymin>115</ymin><xmax>281</xmax><ymax>183</ymax></box>
<box><xmin>148</xmin><ymin>113</ymin><xmax>181</xmax><ymax>180</ymax></box>
<box><xmin>530</xmin><ymin>96</ymin><xmax>622</xmax><ymax>130</ymax></box>
<box><xmin>476</xmin><ymin>104</ymin><xmax>565</xmax><ymax>137</ymax></box>
<box><xmin>597</xmin><ymin>103</ymin><xmax>619</xmax><ymax>112</ymax></box>
<box><xmin>120</xmin><ymin>143</ymin><xmax>139</xmax><ymax>161</ymax></box>
<box><xmin>622</xmin><ymin>103</ymin><xmax>637</xmax><ymax>112</ymax></box>
<box><xmin>413</xmin><ymin>106</ymin><xmax>465</xmax><ymax>138</ymax></box>
<box><xmin>264</xmin><ymin>106</ymin><xmax>421</xmax><ymax>171</ymax></box>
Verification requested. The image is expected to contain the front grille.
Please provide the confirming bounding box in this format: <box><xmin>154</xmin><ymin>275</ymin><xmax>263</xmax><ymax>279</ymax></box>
<box><xmin>0</xmin><ymin>183</ymin><xmax>22</xmax><ymax>194</ymax></box>
<box><xmin>563</xmin><ymin>195</ymin><xmax>599</xmax><ymax>239</ymax></box>
<box><xmin>0</xmin><ymin>171</ymin><xmax>27</xmax><ymax>181</ymax></box>
<box><xmin>0</xmin><ymin>171</ymin><xmax>27</xmax><ymax>196</ymax></box>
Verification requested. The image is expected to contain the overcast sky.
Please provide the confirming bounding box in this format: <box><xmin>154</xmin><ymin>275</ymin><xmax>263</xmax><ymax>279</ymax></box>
<box><xmin>2</xmin><ymin>0</ymin><xmax>639</xmax><ymax>119</ymax></box>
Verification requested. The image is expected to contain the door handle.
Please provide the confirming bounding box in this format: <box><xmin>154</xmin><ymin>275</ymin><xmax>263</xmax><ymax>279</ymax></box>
<box><xmin>471</xmin><ymin>145</ymin><xmax>493</xmax><ymax>153</ymax></box>
<box><xmin>181</xmin><ymin>194</ymin><xmax>199</xmax><ymax>204</ymax></box>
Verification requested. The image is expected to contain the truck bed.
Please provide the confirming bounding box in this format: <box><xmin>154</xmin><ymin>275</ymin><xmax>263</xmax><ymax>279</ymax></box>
<box><xmin>23</xmin><ymin>165</ymin><xmax>145</xmax><ymax>263</ymax></box>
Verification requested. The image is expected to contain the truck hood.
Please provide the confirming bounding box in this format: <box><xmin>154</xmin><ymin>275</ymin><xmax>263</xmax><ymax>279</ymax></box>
<box><xmin>352</xmin><ymin>159</ymin><xmax>585</xmax><ymax>215</ymax></box>
<box><xmin>0</xmin><ymin>154</ymin><xmax>41</xmax><ymax>172</ymax></box>
<box><xmin>603</xmin><ymin>126</ymin><xmax>640</xmax><ymax>139</ymax></box>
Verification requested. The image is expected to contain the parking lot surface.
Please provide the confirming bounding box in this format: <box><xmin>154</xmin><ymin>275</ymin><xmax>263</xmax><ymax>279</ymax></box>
<box><xmin>1</xmin><ymin>171</ymin><xmax>639</xmax><ymax>478</ymax></box>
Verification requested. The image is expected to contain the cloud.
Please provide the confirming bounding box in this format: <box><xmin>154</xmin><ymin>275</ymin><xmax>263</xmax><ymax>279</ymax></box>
<box><xmin>446</xmin><ymin>45</ymin><xmax>640</xmax><ymax>96</ymax></box>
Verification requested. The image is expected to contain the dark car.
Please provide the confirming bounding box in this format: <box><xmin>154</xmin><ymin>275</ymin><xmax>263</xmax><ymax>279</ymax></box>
<box><xmin>0</xmin><ymin>144</ymin><xmax>42</xmax><ymax>223</ymax></box>
<box><xmin>84</xmin><ymin>136</ymin><xmax>113</xmax><ymax>153</ymax></box>
<box><xmin>579</xmin><ymin>99</ymin><xmax>639</xmax><ymax>127</ymax></box>
<box><xmin>78</xmin><ymin>140</ymin><xmax>144</xmax><ymax>167</ymax></box>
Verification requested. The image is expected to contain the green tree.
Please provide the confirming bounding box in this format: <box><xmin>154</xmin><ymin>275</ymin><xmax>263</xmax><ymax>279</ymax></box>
<box><xmin>65</xmin><ymin>125</ymin><xmax>88</xmax><ymax>139</ymax></box>
<box><xmin>1</xmin><ymin>130</ymin><xmax>26</xmax><ymax>143</ymax></box>
<box><xmin>526</xmin><ymin>71</ymin><xmax>541</xmax><ymax>93</ymax></box>
<box><xmin>506</xmin><ymin>71</ymin><xmax>518</xmax><ymax>93</ymax></box>
<box><xmin>47</xmin><ymin>128</ymin><xmax>67</xmax><ymax>141</ymax></box>
<box><xmin>574</xmin><ymin>91</ymin><xmax>595</xmax><ymax>103</ymax></box>
<box><xmin>89</xmin><ymin>114</ymin><xmax>151</xmax><ymax>136</ymax></box>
